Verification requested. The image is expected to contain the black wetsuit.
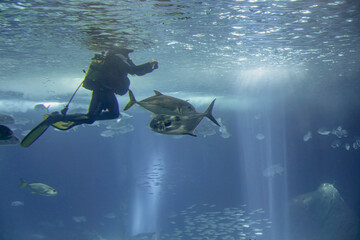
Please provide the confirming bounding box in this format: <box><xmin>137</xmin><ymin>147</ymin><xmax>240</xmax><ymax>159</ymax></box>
<box><xmin>62</xmin><ymin>51</ymin><xmax>157</xmax><ymax>126</ymax></box>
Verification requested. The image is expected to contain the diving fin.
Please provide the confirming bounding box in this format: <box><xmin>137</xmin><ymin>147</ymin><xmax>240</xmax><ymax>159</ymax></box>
<box><xmin>20</xmin><ymin>113</ymin><xmax>88</xmax><ymax>147</ymax></box>
<box><xmin>52</xmin><ymin>121</ymin><xmax>76</xmax><ymax>130</ymax></box>
<box><xmin>20</xmin><ymin>113</ymin><xmax>64</xmax><ymax>147</ymax></box>
<box><xmin>51</xmin><ymin>115</ymin><xmax>89</xmax><ymax>130</ymax></box>
<box><xmin>20</xmin><ymin>118</ymin><xmax>51</xmax><ymax>148</ymax></box>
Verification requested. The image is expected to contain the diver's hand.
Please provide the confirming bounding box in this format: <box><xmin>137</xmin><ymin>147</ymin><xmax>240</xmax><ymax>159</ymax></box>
<box><xmin>150</xmin><ymin>59</ymin><xmax>158</xmax><ymax>69</ymax></box>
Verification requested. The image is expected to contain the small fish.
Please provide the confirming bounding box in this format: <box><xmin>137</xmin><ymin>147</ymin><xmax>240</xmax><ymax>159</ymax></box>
<box><xmin>104</xmin><ymin>213</ymin><xmax>117</xmax><ymax>219</ymax></box>
<box><xmin>218</xmin><ymin>118</ymin><xmax>231</xmax><ymax>138</ymax></box>
<box><xmin>0</xmin><ymin>113</ymin><xmax>15</xmax><ymax>125</ymax></box>
<box><xmin>256</xmin><ymin>133</ymin><xmax>265</xmax><ymax>140</ymax></box>
<box><xmin>30</xmin><ymin>234</ymin><xmax>46</xmax><ymax>240</ymax></box>
<box><xmin>263</xmin><ymin>164</ymin><xmax>284</xmax><ymax>177</ymax></box>
<box><xmin>317</xmin><ymin>128</ymin><xmax>331</xmax><ymax>135</ymax></box>
<box><xmin>0</xmin><ymin>135</ymin><xmax>19</xmax><ymax>145</ymax></box>
<box><xmin>197</xmin><ymin>124</ymin><xmax>217</xmax><ymax>138</ymax></box>
<box><xmin>303</xmin><ymin>131</ymin><xmax>312</xmax><ymax>142</ymax></box>
<box><xmin>124</xmin><ymin>90</ymin><xmax>220</xmax><ymax>126</ymax></box>
<box><xmin>18</xmin><ymin>178</ymin><xmax>57</xmax><ymax>197</ymax></box>
<box><xmin>100</xmin><ymin>129</ymin><xmax>117</xmax><ymax>138</ymax></box>
<box><xmin>72</xmin><ymin>216</ymin><xmax>87</xmax><ymax>223</ymax></box>
<box><xmin>11</xmin><ymin>201</ymin><xmax>24</xmax><ymax>207</ymax></box>
<box><xmin>117</xmin><ymin>124</ymin><xmax>135</xmax><ymax>134</ymax></box>
<box><xmin>34</xmin><ymin>104</ymin><xmax>50</xmax><ymax>113</ymax></box>
<box><xmin>345</xmin><ymin>143</ymin><xmax>350</xmax><ymax>151</ymax></box>
<box><xmin>14</xmin><ymin>117</ymin><xmax>30</xmax><ymax>126</ymax></box>
<box><xmin>331</xmin><ymin>140</ymin><xmax>341</xmax><ymax>148</ymax></box>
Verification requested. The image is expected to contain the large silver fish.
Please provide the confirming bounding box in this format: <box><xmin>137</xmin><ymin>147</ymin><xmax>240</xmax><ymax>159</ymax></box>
<box><xmin>18</xmin><ymin>178</ymin><xmax>58</xmax><ymax>197</ymax></box>
<box><xmin>149</xmin><ymin>114</ymin><xmax>199</xmax><ymax>136</ymax></box>
<box><xmin>124</xmin><ymin>90</ymin><xmax>196</xmax><ymax>114</ymax></box>
<box><xmin>150</xmin><ymin>108</ymin><xmax>217</xmax><ymax>137</ymax></box>
<box><xmin>124</xmin><ymin>90</ymin><xmax>220</xmax><ymax>126</ymax></box>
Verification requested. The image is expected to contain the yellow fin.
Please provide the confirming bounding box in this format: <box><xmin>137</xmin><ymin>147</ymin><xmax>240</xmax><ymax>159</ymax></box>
<box><xmin>20</xmin><ymin>120</ymin><xmax>50</xmax><ymax>147</ymax></box>
<box><xmin>52</xmin><ymin>121</ymin><xmax>75</xmax><ymax>130</ymax></box>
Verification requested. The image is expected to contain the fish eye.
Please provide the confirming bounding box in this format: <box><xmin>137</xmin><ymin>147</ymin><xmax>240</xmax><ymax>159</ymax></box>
<box><xmin>164</xmin><ymin>121</ymin><xmax>172</xmax><ymax>127</ymax></box>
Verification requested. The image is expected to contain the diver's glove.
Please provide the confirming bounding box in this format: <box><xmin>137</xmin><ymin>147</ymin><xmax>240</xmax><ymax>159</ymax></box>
<box><xmin>150</xmin><ymin>59</ymin><xmax>158</xmax><ymax>69</ymax></box>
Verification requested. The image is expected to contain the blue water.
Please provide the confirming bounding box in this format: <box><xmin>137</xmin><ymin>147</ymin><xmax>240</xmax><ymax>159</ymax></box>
<box><xmin>1</xmin><ymin>0</ymin><xmax>360</xmax><ymax>239</ymax></box>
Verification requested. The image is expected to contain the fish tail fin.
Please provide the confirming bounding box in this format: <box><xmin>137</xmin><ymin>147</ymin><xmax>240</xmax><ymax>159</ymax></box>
<box><xmin>123</xmin><ymin>89</ymin><xmax>137</xmax><ymax>111</ymax></box>
<box><xmin>18</xmin><ymin>178</ymin><xmax>27</xmax><ymax>188</ymax></box>
<box><xmin>204</xmin><ymin>99</ymin><xmax>220</xmax><ymax>127</ymax></box>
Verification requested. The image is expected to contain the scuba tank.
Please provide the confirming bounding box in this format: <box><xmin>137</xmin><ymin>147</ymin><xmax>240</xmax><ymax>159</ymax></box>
<box><xmin>82</xmin><ymin>50</ymin><xmax>133</xmax><ymax>95</ymax></box>
<box><xmin>82</xmin><ymin>52</ymin><xmax>106</xmax><ymax>91</ymax></box>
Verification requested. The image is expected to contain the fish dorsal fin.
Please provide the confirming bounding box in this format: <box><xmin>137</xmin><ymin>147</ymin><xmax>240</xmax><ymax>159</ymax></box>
<box><xmin>153</xmin><ymin>90</ymin><xmax>162</xmax><ymax>96</ymax></box>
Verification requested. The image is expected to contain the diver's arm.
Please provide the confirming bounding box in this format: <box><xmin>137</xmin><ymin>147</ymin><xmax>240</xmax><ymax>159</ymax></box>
<box><xmin>127</xmin><ymin>59</ymin><xmax>158</xmax><ymax>76</ymax></box>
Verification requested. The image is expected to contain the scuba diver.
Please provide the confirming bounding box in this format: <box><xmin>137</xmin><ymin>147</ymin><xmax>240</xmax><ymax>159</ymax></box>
<box><xmin>49</xmin><ymin>47</ymin><xmax>158</xmax><ymax>128</ymax></box>
<box><xmin>21</xmin><ymin>47</ymin><xmax>158</xmax><ymax>147</ymax></box>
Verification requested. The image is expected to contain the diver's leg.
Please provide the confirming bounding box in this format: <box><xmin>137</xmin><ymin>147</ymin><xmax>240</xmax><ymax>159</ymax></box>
<box><xmin>58</xmin><ymin>89</ymin><xmax>103</xmax><ymax>125</ymax></box>
<box><xmin>62</xmin><ymin>113</ymin><xmax>94</xmax><ymax>124</ymax></box>
<box><xmin>94</xmin><ymin>91</ymin><xmax>120</xmax><ymax>121</ymax></box>
<box><xmin>88</xmin><ymin>89</ymin><xmax>102</xmax><ymax>117</ymax></box>
<box><xmin>55</xmin><ymin>89</ymin><xmax>119</xmax><ymax>125</ymax></box>
<box><xmin>45</xmin><ymin>90</ymin><xmax>103</xmax><ymax>131</ymax></box>
<box><xmin>45</xmin><ymin>112</ymin><xmax>93</xmax><ymax>131</ymax></box>
<box><xmin>47</xmin><ymin>90</ymin><xmax>99</xmax><ymax>129</ymax></box>
<box><xmin>84</xmin><ymin>89</ymin><xmax>104</xmax><ymax>123</ymax></box>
